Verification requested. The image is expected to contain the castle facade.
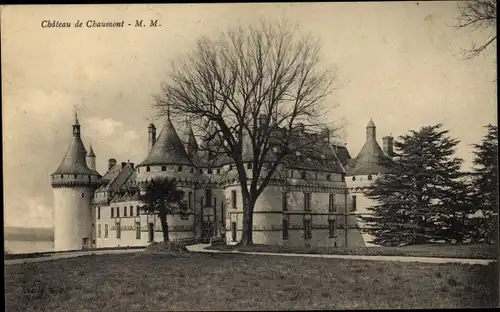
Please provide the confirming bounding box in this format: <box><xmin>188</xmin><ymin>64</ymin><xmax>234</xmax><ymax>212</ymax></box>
<box><xmin>50</xmin><ymin>114</ymin><xmax>394</xmax><ymax>251</ymax></box>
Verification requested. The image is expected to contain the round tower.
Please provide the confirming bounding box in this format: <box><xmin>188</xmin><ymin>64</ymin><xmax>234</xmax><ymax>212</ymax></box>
<box><xmin>50</xmin><ymin>113</ymin><xmax>101</xmax><ymax>251</ymax></box>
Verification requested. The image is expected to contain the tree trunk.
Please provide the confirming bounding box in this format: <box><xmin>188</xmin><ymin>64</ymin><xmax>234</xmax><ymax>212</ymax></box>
<box><xmin>241</xmin><ymin>195</ymin><xmax>255</xmax><ymax>246</ymax></box>
<box><xmin>159</xmin><ymin>214</ymin><xmax>169</xmax><ymax>243</ymax></box>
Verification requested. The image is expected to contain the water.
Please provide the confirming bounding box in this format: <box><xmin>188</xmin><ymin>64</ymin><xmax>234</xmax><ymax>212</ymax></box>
<box><xmin>5</xmin><ymin>240</ymin><xmax>54</xmax><ymax>254</ymax></box>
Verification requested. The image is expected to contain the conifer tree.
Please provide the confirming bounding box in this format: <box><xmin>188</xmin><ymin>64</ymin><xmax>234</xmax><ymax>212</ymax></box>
<box><xmin>361</xmin><ymin>124</ymin><xmax>464</xmax><ymax>246</ymax></box>
<box><xmin>138</xmin><ymin>178</ymin><xmax>187</xmax><ymax>244</ymax></box>
<box><xmin>470</xmin><ymin>124</ymin><xmax>498</xmax><ymax>243</ymax></box>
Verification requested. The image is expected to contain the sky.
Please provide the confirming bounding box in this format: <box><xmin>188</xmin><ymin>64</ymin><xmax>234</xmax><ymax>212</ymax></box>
<box><xmin>2</xmin><ymin>3</ymin><xmax>496</xmax><ymax>228</ymax></box>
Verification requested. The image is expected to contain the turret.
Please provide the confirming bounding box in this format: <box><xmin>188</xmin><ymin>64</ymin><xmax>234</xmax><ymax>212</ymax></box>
<box><xmin>87</xmin><ymin>143</ymin><xmax>96</xmax><ymax>171</ymax></box>
<box><xmin>366</xmin><ymin>118</ymin><xmax>376</xmax><ymax>141</ymax></box>
<box><xmin>51</xmin><ymin>112</ymin><xmax>101</xmax><ymax>252</ymax></box>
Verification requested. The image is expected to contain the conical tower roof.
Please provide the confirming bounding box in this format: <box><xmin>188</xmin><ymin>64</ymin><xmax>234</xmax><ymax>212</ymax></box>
<box><xmin>139</xmin><ymin>117</ymin><xmax>193</xmax><ymax>166</ymax></box>
<box><xmin>87</xmin><ymin>143</ymin><xmax>96</xmax><ymax>157</ymax></box>
<box><xmin>186</xmin><ymin>124</ymin><xmax>199</xmax><ymax>164</ymax></box>
<box><xmin>347</xmin><ymin>119</ymin><xmax>394</xmax><ymax>176</ymax></box>
<box><xmin>52</xmin><ymin>114</ymin><xmax>100</xmax><ymax>176</ymax></box>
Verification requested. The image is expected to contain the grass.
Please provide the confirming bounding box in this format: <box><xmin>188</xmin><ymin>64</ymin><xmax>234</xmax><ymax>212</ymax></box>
<box><xmin>5</xmin><ymin>252</ymin><xmax>498</xmax><ymax>310</ymax></box>
<box><xmin>207</xmin><ymin>243</ymin><xmax>498</xmax><ymax>259</ymax></box>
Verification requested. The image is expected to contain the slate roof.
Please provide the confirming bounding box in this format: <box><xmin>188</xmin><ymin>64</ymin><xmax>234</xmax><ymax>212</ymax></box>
<box><xmin>97</xmin><ymin>162</ymin><xmax>135</xmax><ymax>193</ymax></box>
<box><xmin>346</xmin><ymin>120</ymin><xmax>394</xmax><ymax>176</ymax></box>
<box><xmin>87</xmin><ymin>144</ymin><xmax>96</xmax><ymax>157</ymax></box>
<box><xmin>52</xmin><ymin>117</ymin><xmax>100</xmax><ymax>176</ymax></box>
<box><xmin>139</xmin><ymin>117</ymin><xmax>194</xmax><ymax>167</ymax></box>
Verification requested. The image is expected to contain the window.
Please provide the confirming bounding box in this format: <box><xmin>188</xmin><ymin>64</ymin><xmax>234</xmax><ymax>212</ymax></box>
<box><xmin>136</xmin><ymin>206</ymin><xmax>141</xmax><ymax>216</ymax></box>
<box><xmin>82</xmin><ymin>193</ymin><xmax>85</xmax><ymax>198</ymax></box>
<box><xmin>98</xmin><ymin>224</ymin><xmax>101</xmax><ymax>238</ymax></box>
<box><xmin>111</xmin><ymin>207</ymin><xmax>114</xmax><ymax>218</ymax></box>
<box><xmin>217</xmin><ymin>169</ymin><xmax>221</xmax><ymax>174</ymax></box>
<box><xmin>74</xmin><ymin>174</ymin><xmax>78</xmax><ymax>179</ymax></box>
<box><xmin>231</xmin><ymin>190</ymin><xmax>237</xmax><ymax>209</ymax></box>
<box><xmin>301</xmin><ymin>171</ymin><xmax>306</xmax><ymax>179</ymax></box>
<box><xmin>329</xmin><ymin>194</ymin><xmax>336</xmax><ymax>212</ymax></box>
<box><xmin>146</xmin><ymin>166</ymin><xmax>151</xmax><ymax>172</ymax></box>
<box><xmin>290</xmin><ymin>171</ymin><xmax>294</xmax><ymax>178</ymax></box>
<box><xmin>104</xmin><ymin>224</ymin><xmax>109</xmax><ymax>238</ymax></box>
<box><xmin>205</xmin><ymin>189</ymin><xmax>212</xmax><ymax>206</ymax></box>
<box><xmin>329</xmin><ymin>219</ymin><xmax>336</xmax><ymax>238</ymax></box>
<box><xmin>368</xmin><ymin>175</ymin><xmax>373</xmax><ymax>180</ymax></box>
<box><xmin>137</xmin><ymin>168</ymin><xmax>140</xmax><ymax>173</ymax></box>
<box><xmin>116</xmin><ymin>221</ymin><xmax>121</xmax><ymax>239</ymax></box>
<box><xmin>304</xmin><ymin>193</ymin><xmax>311</xmax><ymax>211</ymax></box>
<box><xmin>188</xmin><ymin>191</ymin><xmax>193</xmax><ymax>210</ymax></box>
<box><xmin>247</xmin><ymin>163</ymin><xmax>252</xmax><ymax>169</ymax></box>
<box><xmin>282</xmin><ymin>219</ymin><xmax>289</xmax><ymax>240</ymax></box>
<box><xmin>326</xmin><ymin>174</ymin><xmax>331</xmax><ymax>181</ymax></box>
<box><xmin>214</xmin><ymin>197</ymin><xmax>217</xmax><ymax>208</ymax></box>
<box><xmin>191</xmin><ymin>168</ymin><xmax>194</xmax><ymax>173</ymax></box>
<box><xmin>130</xmin><ymin>206</ymin><xmax>133</xmax><ymax>216</ymax></box>
<box><xmin>60</xmin><ymin>174</ymin><xmax>63</xmax><ymax>178</ymax></box>
<box><xmin>180</xmin><ymin>212</ymin><xmax>189</xmax><ymax>220</ymax></box>
<box><xmin>117</xmin><ymin>208</ymin><xmax>120</xmax><ymax>218</ymax></box>
<box><xmin>136</xmin><ymin>222</ymin><xmax>141</xmax><ymax>239</ymax></box>
<box><xmin>352</xmin><ymin>195</ymin><xmax>357</xmax><ymax>211</ymax></box>
<box><xmin>282</xmin><ymin>192</ymin><xmax>288</xmax><ymax>211</ymax></box>
<box><xmin>199</xmin><ymin>169</ymin><xmax>203</xmax><ymax>174</ymax></box>
<box><xmin>161</xmin><ymin>165</ymin><xmax>166</xmax><ymax>171</ymax></box>
<box><xmin>352</xmin><ymin>176</ymin><xmax>356</xmax><ymax>181</ymax></box>
<box><xmin>124</xmin><ymin>207</ymin><xmax>127</xmax><ymax>217</ymax></box>
<box><xmin>231</xmin><ymin>222</ymin><xmax>237</xmax><ymax>241</ymax></box>
<box><xmin>178</xmin><ymin>165</ymin><xmax>183</xmax><ymax>172</ymax></box>
<box><xmin>229</xmin><ymin>164</ymin><xmax>233</xmax><ymax>170</ymax></box>
<box><xmin>208</xmin><ymin>168</ymin><xmax>213</xmax><ymax>174</ymax></box>
<box><xmin>97</xmin><ymin>207</ymin><xmax>100</xmax><ymax>220</ymax></box>
<box><xmin>341</xmin><ymin>175</ymin><xmax>345</xmax><ymax>182</ymax></box>
<box><xmin>221</xmin><ymin>202</ymin><xmax>225</xmax><ymax>224</ymax></box>
<box><xmin>304</xmin><ymin>219</ymin><xmax>312</xmax><ymax>240</ymax></box>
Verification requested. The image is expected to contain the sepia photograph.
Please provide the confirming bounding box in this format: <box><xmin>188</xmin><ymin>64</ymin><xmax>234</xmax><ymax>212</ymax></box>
<box><xmin>2</xmin><ymin>2</ymin><xmax>498</xmax><ymax>310</ymax></box>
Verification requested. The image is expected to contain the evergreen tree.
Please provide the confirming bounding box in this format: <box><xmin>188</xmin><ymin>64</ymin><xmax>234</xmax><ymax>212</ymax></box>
<box><xmin>361</xmin><ymin>124</ymin><xmax>464</xmax><ymax>246</ymax></box>
<box><xmin>470</xmin><ymin>124</ymin><xmax>498</xmax><ymax>243</ymax></box>
<box><xmin>138</xmin><ymin>177</ymin><xmax>187</xmax><ymax>244</ymax></box>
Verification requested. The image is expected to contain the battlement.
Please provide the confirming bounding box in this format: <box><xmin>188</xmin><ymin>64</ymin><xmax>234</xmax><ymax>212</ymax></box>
<box><xmin>51</xmin><ymin>173</ymin><xmax>101</xmax><ymax>189</ymax></box>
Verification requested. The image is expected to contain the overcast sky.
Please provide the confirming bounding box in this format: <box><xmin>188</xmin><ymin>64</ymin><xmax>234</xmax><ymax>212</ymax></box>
<box><xmin>2</xmin><ymin>3</ymin><xmax>496</xmax><ymax>228</ymax></box>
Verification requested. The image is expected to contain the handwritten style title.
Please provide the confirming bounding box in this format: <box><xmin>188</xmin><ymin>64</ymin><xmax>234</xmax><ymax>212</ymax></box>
<box><xmin>41</xmin><ymin>20</ymin><xmax>161</xmax><ymax>28</ymax></box>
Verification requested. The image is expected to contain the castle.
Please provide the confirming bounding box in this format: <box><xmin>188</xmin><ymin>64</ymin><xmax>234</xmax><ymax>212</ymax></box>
<box><xmin>50</xmin><ymin>114</ymin><xmax>395</xmax><ymax>251</ymax></box>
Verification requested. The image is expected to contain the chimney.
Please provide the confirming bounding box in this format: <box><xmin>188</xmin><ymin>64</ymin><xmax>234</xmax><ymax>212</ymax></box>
<box><xmin>383</xmin><ymin>136</ymin><xmax>394</xmax><ymax>159</ymax></box>
<box><xmin>366</xmin><ymin>119</ymin><xmax>376</xmax><ymax>141</ymax></box>
<box><xmin>108</xmin><ymin>158</ymin><xmax>117</xmax><ymax>170</ymax></box>
<box><xmin>323</xmin><ymin>127</ymin><xmax>330</xmax><ymax>142</ymax></box>
<box><xmin>257</xmin><ymin>114</ymin><xmax>268</xmax><ymax>129</ymax></box>
<box><xmin>148</xmin><ymin>123</ymin><xmax>157</xmax><ymax>152</ymax></box>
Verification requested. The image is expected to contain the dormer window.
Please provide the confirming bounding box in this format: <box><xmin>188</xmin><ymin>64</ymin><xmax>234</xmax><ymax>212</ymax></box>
<box><xmin>247</xmin><ymin>163</ymin><xmax>252</xmax><ymax>169</ymax></box>
<box><xmin>352</xmin><ymin>176</ymin><xmax>356</xmax><ymax>181</ymax></box>
<box><xmin>368</xmin><ymin>175</ymin><xmax>373</xmax><ymax>180</ymax></box>
<box><xmin>217</xmin><ymin>169</ymin><xmax>221</xmax><ymax>174</ymax></box>
<box><xmin>146</xmin><ymin>166</ymin><xmax>151</xmax><ymax>172</ymax></box>
<box><xmin>326</xmin><ymin>174</ymin><xmax>331</xmax><ymax>181</ymax></box>
<box><xmin>229</xmin><ymin>164</ymin><xmax>233</xmax><ymax>170</ymax></box>
<box><xmin>301</xmin><ymin>171</ymin><xmax>306</xmax><ymax>179</ymax></box>
<box><xmin>178</xmin><ymin>165</ymin><xmax>182</xmax><ymax>172</ymax></box>
<box><xmin>161</xmin><ymin>166</ymin><xmax>166</xmax><ymax>171</ymax></box>
<box><xmin>60</xmin><ymin>174</ymin><xmax>63</xmax><ymax>179</ymax></box>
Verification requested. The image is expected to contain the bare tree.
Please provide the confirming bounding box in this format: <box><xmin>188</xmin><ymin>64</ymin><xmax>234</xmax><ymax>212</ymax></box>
<box><xmin>154</xmin><ymin>20</ymin><xmax>339</xmax><ymax>245</ymax></box>
<box><xmin>454</xmin><ymin>0</ymin><xmax>496</xmax><ymax>60</ymax></box>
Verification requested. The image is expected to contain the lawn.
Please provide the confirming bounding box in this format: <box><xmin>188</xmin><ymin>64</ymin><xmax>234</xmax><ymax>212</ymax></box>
<box><xmin>207</xmin><ymin>243</ymin><xmax>498</xmax><ymax>259</ymax></box>
<box><xmin>5</xmin><ymin>252</ymin><xmax>498</xmax><ymax>311</ymax></box>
